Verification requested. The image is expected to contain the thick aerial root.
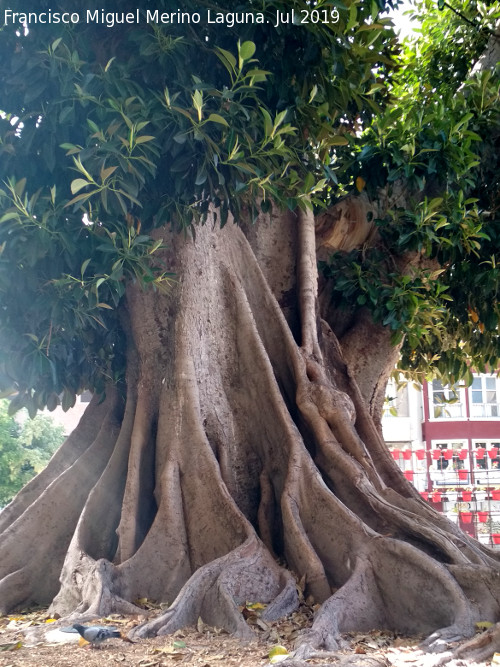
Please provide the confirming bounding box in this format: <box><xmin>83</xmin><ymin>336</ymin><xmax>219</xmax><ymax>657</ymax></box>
<box><xmin>130</xmin><ymin>537</ymin><xmax>298</xmax><ymax>639</ymax></box>
<box><xmin>420</xmin><ymin>625</ymin><xmax>476</xmax><ymax>653</ymax></box>
<box><xmin>297</xmin><ymin>559</ymin><xmax>381</xmax><ymax>652</ymax></box>
<box><xmin>52</xmin><ymin>557</ymin><xmax>145</xmax><ymax>620</ymax></box>
<box><xmin>295</xmin><ymin>535</ymin><xmax>478</xmax><ymax>653</ymax></box>
<box><xmin>448</xmin><ymin>564</ymin><xmax>500</xmax><ymax>622</ymax></box>
<box><xmin>451</xmin><ymin>623</ymin><xmax>500</xmax><ymax>662</ymax></box>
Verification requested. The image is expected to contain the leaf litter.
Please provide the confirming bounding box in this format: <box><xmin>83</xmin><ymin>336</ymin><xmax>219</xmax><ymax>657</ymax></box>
<box><xmin>0</xmin><ymin>602</ymin><xmax>495</xmax><ymax>667</ymax></box>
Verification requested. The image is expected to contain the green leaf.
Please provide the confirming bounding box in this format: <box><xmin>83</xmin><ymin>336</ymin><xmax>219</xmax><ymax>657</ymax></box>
<box><xmin>173</xmin><ymin>132</ymin><xmax>187</xmax><ymax>144</ymax></box>
<box><xmin>239</xmin><ymin>40</ymin><xmax>256</xmax><ymax>63</ymax></box>
<box><xmin>260</xmin><ymin>108</ymin><xmax>273</xmax><ymax>138</ymax></box>
<box><xmin>61</xmin><ymin>144</ymin><xmax>81</xmax><ymax>156</ymax></box>
<box><xmin>87</xmin><ymin>118</ymin><xmax>100</xmax><ymax>134</ymax></box>
<box><xmin>192</xmin><ymin>90</ymin><xmax>203</xmax><ymax>121</ymax></box>
<box><xmin>347</xmin><ymin>3</ymin><xmax>358</xmax><ymax>30</ymax></box>
<box><xmin>61</xmin><ymin>388</ymin><xmax>76</xmax><ymax>412</ymax></box>
<box><xmin>100</xmin><ymin>165</ymin><xmax>118</xmax><ymax>181</ymax></box>
<box><xmin>358</xmin><ymin>23</ymin><xmax>384</xmax><ymax>31</ymax></box>
<box><xmin>220</xmin><ymin>202</ymin><xmax>228</xmax><ymax>228</ymax></box>
<box><xmin>65</xmin><ymin>192</ymin><xmax>94</xmax><ymax>207</ymax></box>
<box><xmin>148</xmin><ymin>239</ymin><xmax>164</xmax><ymax>254</ymax></box>
<box><xmin>122</xmin><ymin>114</ymin><xmax>134</xmax><ymax>131</ymax></box>
<box><xmin>330</xmin><ymin>136</ymin><xmax>349</xmax><ymax>146</ymax></box>
<box><xmin>104</xmin><ymin>57</ymin><xmax>116</xmax><ymax>72</ymax></box>
<box><xmin>246</xmin><ymin>68</ymin><xmax>269</xmax><ymax>82</ymax></box>
<box><xmin>81</xmin><ymin>258</ymin><xmax>91</xmax><ymax>277</ymax></box>
<box><xmin>0</xmin><ymin>211</ymin><xmax>19</xmax><ymax>223</ymax></box>
<box><xmin>135</xmin><ymin>135</ymin><xmax>155</xmax><ymax>144</ymax></box>
<box><xmin>14</xmin><ymin>178</ymin><xmax>27</xmax><ymax>197</ymax></box>
<box><xmin>207</xmin><ymin>114</ymin><xmax>229</xmax><ymax>127</ymax></box>
<box><xmin>215</xmin><ymin>47</ymin><xmax>237</xmax><ymax>73</ymax></box>
<box><xmin>133</xmin><ymin>235</ymin><xmax>152</xmax><ymax>245</ymax></box>
<box><xmin>70</xmin><ymin>179</ymin><xmax>90</xmax><ymax>195</ymax></box>
<box><xmin>72</xmin><ymin>156</ymin><xmax>93</xmax><ymax>181</ymax></box>
<box><xmin>367</xmin><ymin>84</ymin><xmax>385</xmax><ymax>95</ymax></box>
<box><xmin>195</xmin><ymin>168</ymin><xmax>207</xmax><ymax>185</ymax></box>
<box><xmin>273</xmin><ymin>110</ymin><xmax>287</xmax><ymax>131</ymax></box>
<box><xmin>261</xmin><ymin>199</ymin><xmax>272</xmax><ymax>214</ymax></box>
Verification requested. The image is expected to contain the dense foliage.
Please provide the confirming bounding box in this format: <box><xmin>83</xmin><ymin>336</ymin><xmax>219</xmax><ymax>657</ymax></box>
<box><xmin>321</xmin><ymin>0</ymin><xmax>500</xmax><ymax>383</ymax></box>
<box><xmin>0</xmin><ymin>400</ymin><xmax>65</xmax><ymax>505</ymax></box>
<box><xmin>0</xmin><ymin>0</ymin><xmax>499</xmax><ymax>414</ymax></box>
<box><xmin>0</xmin><ymin>0</ymin><xmax>399</xmax><ymax>413</ymax></box>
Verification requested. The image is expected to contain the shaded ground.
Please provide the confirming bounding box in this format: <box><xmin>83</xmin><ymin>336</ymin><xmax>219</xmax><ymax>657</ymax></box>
<box><xmin>0</xmin><ymin>605</ymin><xmax>495</xmax><ymax>667</ymax></box>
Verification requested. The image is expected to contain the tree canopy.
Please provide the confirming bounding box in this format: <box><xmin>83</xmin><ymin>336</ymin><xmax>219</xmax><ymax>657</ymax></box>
<box><xmin>0</xmin><ymin>0</ymin><xmax>394</xmax><ymax>414</ymax></box>
<box><xmin>322</xmin><ymin>0</ymin><xmax>500</xmax><ymax>382</ymax></box>
<box><xmin>1</xmin><ymin>0</ymin><xmax>497</xmax><ymax>419</ymax></box>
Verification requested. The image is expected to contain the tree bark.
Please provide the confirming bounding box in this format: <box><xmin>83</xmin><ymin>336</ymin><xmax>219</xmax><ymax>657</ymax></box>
<box><xmin>1</xmin><ymin>208</ymin><xmax>500</xmax><ymax>652</ymax></box>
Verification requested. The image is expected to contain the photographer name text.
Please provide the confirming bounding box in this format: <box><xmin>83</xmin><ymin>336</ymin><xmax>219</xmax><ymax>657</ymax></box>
<box><xmin>3</xmin><ymin>7</ymin><xmax>340</xmax><ymax>29</ymax></box>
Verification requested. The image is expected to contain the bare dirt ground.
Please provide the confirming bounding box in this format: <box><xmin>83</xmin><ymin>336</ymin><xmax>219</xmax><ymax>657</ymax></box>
<box><xmin>0</xmin><ymin>604</ymin><xmax>494</xmax><ymax>667</ymax></box>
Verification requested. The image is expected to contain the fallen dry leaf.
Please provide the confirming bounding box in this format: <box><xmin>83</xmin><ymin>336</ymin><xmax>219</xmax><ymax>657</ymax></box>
<box><xmin>0</xmin><ymin>604</ymin><xmax>494</xmax><ymax>667</ymax></box>
<box><xmin>0</xmin><ymin>641</ymin><xmax>22</xmax><ymax>651</ymax></box>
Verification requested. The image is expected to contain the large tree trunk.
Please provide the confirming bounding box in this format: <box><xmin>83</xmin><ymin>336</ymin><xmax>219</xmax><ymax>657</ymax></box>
<box><xmin>1</xmin><ymin>208</ymin><xmax>500</xmax><ymax>652</ymax></box>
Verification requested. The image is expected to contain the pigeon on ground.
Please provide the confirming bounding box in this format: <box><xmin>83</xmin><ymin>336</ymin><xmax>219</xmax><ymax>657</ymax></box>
<box><xmin>72</xmin><ymin>623</ymin><xmax>134</xmax><ymax>647</ymax></box>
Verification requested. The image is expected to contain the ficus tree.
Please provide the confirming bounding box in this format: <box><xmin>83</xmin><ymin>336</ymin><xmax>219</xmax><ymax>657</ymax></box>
<box><xmin>0</xmin><ymin>0</ymin><xmax>500</xmax><ymax>660</ymax></box>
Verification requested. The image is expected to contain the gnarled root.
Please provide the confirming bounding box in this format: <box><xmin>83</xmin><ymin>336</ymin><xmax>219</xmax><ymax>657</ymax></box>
<box><xmin>451</xmin><ymin>623</ymin><xmax>500</xmax><ymax>663</ymax></box>
<box><xmin>131</xmin><ymin>537</ymin><xmax>297</xmax><ymax>639</ymax></box>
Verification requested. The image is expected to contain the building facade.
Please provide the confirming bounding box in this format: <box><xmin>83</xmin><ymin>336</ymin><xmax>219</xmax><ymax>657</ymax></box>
<box><xmin>382</xmin><ymin>373</ymin><xmax>500</xmax><ymax>546</ymax></box>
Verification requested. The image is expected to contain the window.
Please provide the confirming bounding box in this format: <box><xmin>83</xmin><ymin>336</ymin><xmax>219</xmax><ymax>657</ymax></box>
<box><xmin>429</xmin><ymin>440</ymin><xmax>468</xmax><ymax>486</ymax></box>
<box><xmin>472</xmin><ymin>441</ymin><xmax>500</xmax><ymax>470</ymax></box>
<box><xmin>472</xmin><ymin>441</ymin><xmax>500</xmax><ymax>485</ymax></box>
<box><xmin>430</xmin><ymin>380</ymin><xmax>464</xmax><ymax>419</ymax></box>
<box><xmin>470</xmin><ymin>375</ymin><xmax>500</xmax><ymax>418</ymax></box>
<box><xmin>433</xmin><ymin>442</ymin><xmax>467</xmax><ymax>471</ymax></box>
